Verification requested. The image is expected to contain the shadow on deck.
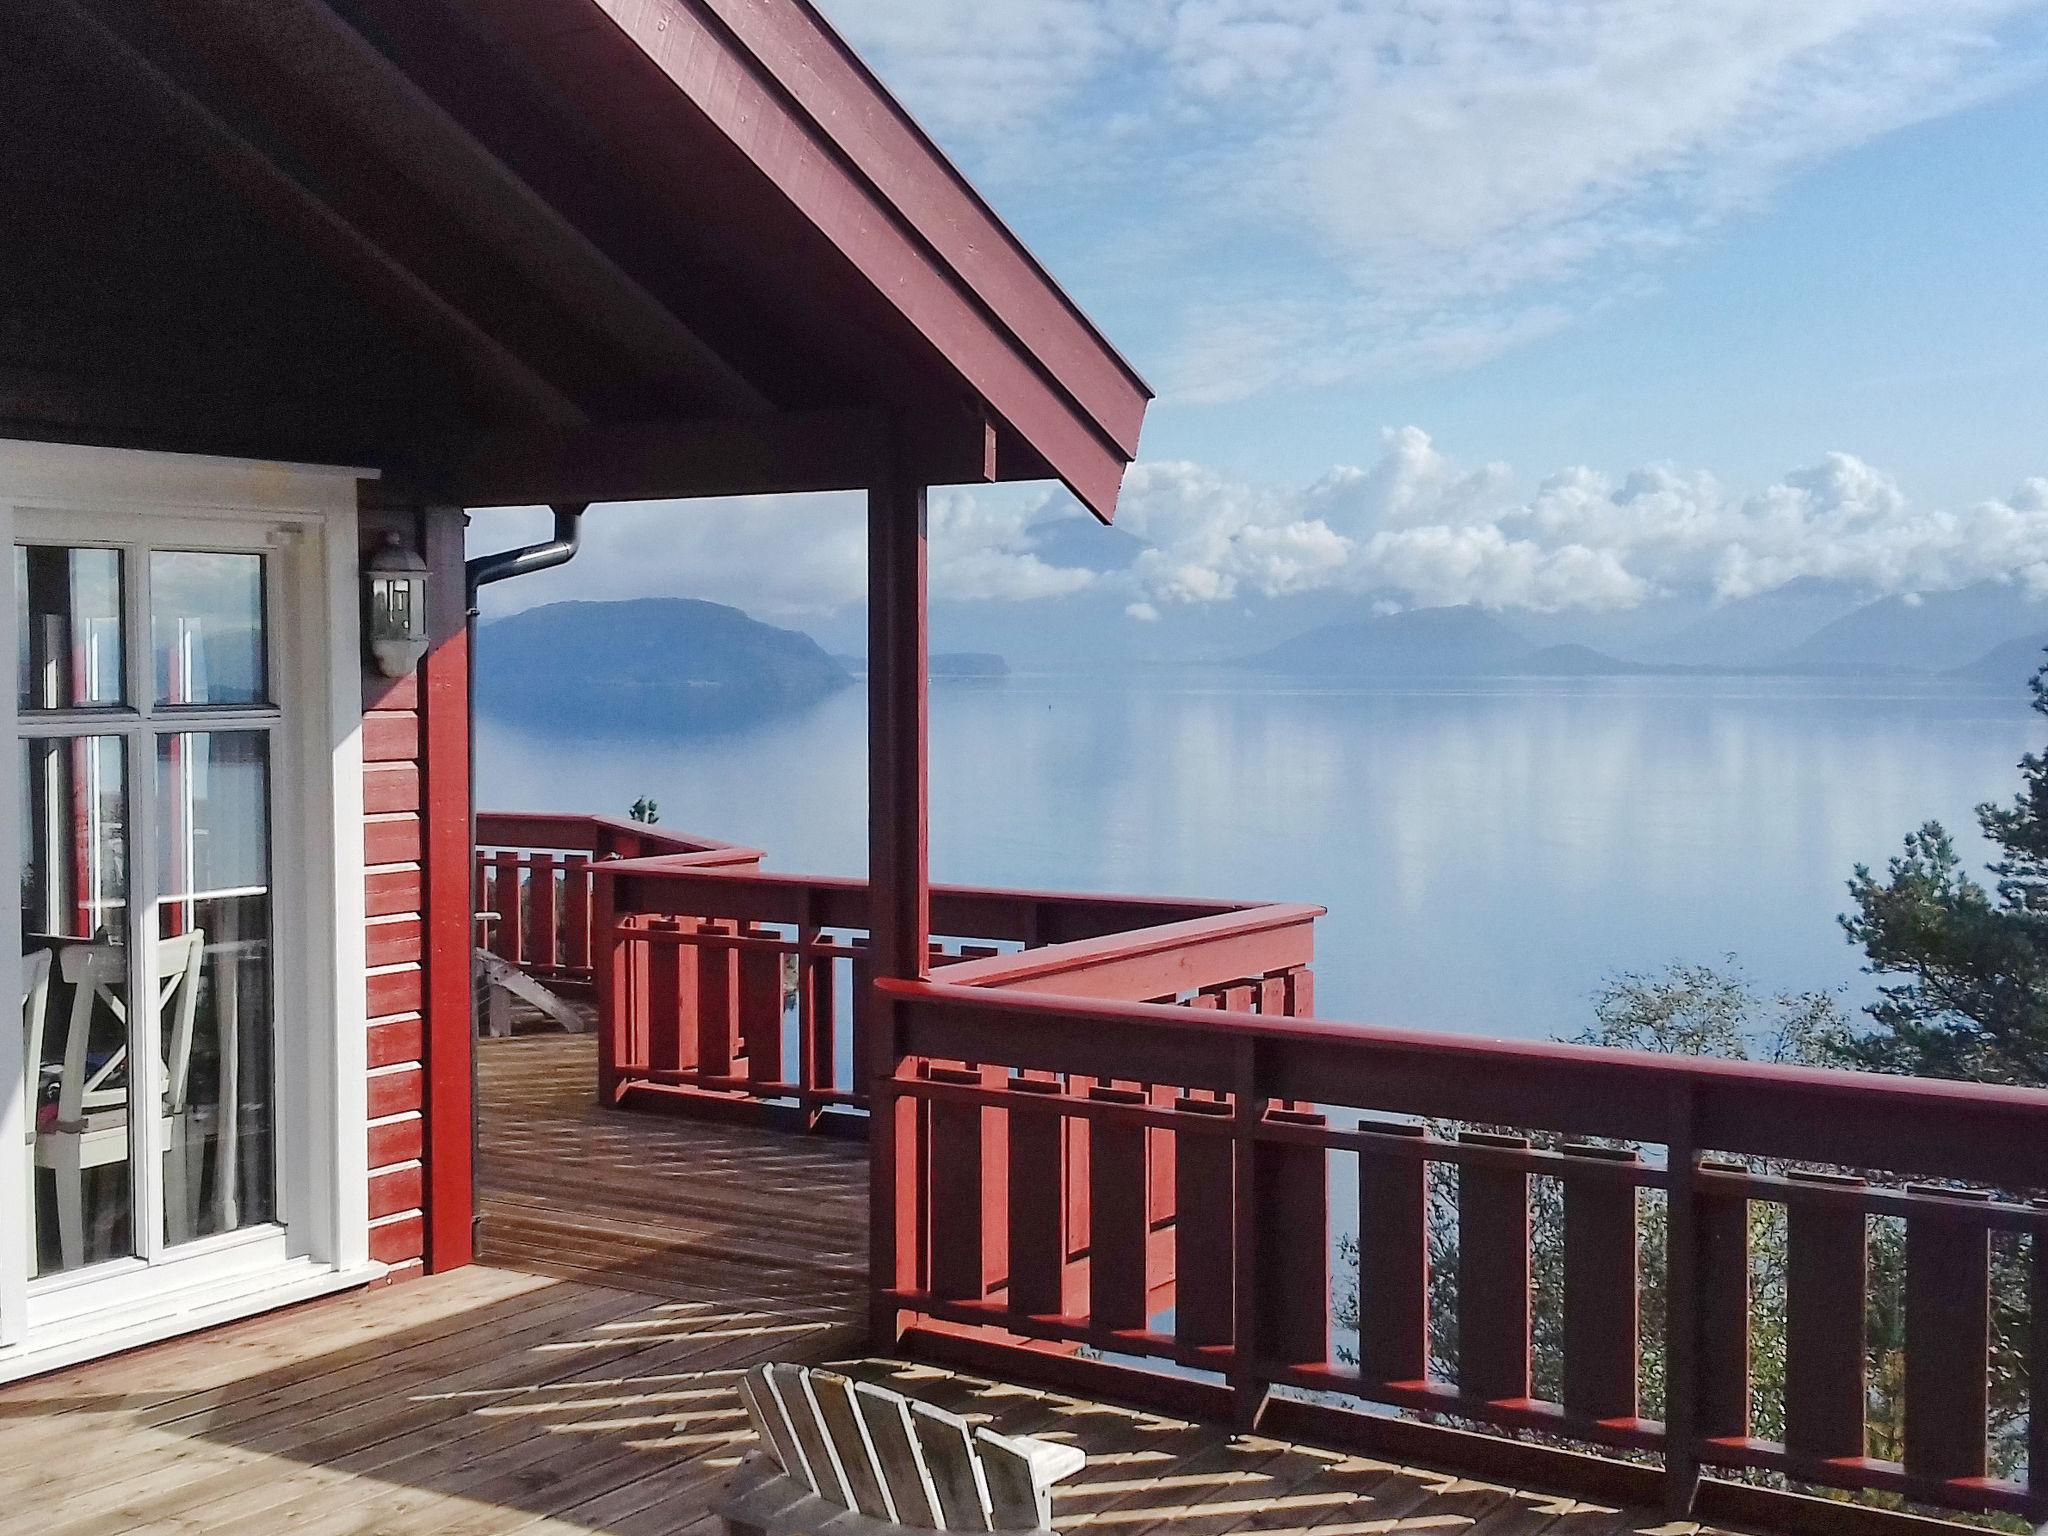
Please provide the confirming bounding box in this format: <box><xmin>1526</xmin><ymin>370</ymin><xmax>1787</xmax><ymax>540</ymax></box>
<box><xmin>0</xmin><ymin>1035</ymin><xmax>1736</xmax><ymax>1536</ymax></box>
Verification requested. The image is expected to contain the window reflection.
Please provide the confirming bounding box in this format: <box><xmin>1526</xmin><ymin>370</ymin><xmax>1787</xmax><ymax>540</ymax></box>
<box><xmin>19</xmin><ymin>736</ymin><xmax>133</xmax><ymax>1274</ymax></box>
<box><xmin>16</xmin><ymin>546</ymin><xmax>124</xmax><ymax>711</ymax></box>
<box><xmin>157</xmin><ymin>731</ymin><xmax>274</xmax><ymax>1242</ymax></box>
<box><xmin>152</xmin><ymin>552</ymin><xmax>266</xmax><ymax>708</ymax></box>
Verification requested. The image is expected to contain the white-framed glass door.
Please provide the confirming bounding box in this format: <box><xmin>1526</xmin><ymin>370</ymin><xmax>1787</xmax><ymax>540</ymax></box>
<box><xmin>10</xmin><ymin>515</ymin><xmax>294</xmax><ymax>1316</ymax></box>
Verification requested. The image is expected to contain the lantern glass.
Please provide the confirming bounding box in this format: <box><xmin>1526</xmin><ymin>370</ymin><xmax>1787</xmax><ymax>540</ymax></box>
<box><xmin>369</xmin><ymin>572</ymin><xmax>421</xmax><ymax>642</ymax></box>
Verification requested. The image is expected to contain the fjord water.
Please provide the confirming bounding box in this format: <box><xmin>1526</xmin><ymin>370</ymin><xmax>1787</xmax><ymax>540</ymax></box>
<box><xmin>476</xmin><ymin>672</ymin><xmax>2036</xmax><ymax>1043</ymax></box>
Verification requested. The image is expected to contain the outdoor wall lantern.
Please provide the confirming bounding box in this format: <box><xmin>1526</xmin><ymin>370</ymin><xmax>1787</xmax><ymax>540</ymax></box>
<box><xmin>365</xmin><ymin>532</ymin><xmax>430</xmax><ymax>676</ymax></box>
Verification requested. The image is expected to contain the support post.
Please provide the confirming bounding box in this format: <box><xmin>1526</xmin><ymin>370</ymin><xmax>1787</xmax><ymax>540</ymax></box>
<box><xmin>867</xmin><ymin>457</ymin><xmax>930</xmax><ymax>1343</ymax></box>
<box><xmin>420</xmin><ymin>506</ymin><xmax>475</xmax><ymax>1272</ymax></box>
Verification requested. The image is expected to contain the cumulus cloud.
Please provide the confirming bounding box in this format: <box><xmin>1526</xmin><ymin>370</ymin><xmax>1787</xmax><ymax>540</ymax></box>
<box><xmin>1110</xmin><ymin>430</ymin><xmax>2048</xmax><ymax>614</ymax></box>
<box><xmin>822</xmin><ymin>0</ymin><xmax>2048</xmax><ymax>397</ymax></box>
<box><xmin>471</xmin><ymin>434</ymin><xmax>2048</xmax><ymax>624</ymax></box>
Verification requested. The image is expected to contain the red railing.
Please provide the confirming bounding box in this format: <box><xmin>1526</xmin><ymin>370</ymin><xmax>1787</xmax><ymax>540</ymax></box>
<box><xmin>474</xmin><ymin>812</ymin><xmax>762</xmax><ymax>991</ymax></box>
<box><xmin>878</xmin><ymin>977</ymin><xmax>2048</xmax><ymax>1530</ymax></box>
<box><xmin>585</xmin><ymin>850</ymin><xmax>1321</xmax><ymax>1128</ymax></box>
<box><xmin>476</xmin><ymin>810</ymin><xmax>2048</xmax><ymax>1531</ymax></box>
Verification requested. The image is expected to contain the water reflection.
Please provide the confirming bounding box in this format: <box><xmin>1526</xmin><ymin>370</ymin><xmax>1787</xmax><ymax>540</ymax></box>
<box><xmin>476</xmin><ymin>675</ymin><xmax>2035</xmax><ymax>1040</ymax></box>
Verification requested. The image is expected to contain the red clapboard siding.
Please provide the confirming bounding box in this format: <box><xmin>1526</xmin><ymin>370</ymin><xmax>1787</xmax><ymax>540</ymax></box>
<box><xmin>368</xmin><ymin>1065</ymin><xmax>425</xmax><ymax>1120</ymax></box>
<box><xmin>369</xmin><ymin>1163</ymin><xmax>425</xmax><ymax>1219</ymax></box>
<box><xmin>365</xmin><ymin>868</ymin><xmax>423</xmax><ymax>918</ymax></box>
<box><xmin>365</xmin><ymin>670</ymin><xmax>420</xmax><ymax>712</ymax></box>
<box><xmin>368</xmin><ymin>966</ymin><xmax>424</xmax><ymax>1020</ymax></box>
<box><xmin>367</xmin><ymin>1014</ymin><xmax>425</xmax><ymax>1068</ymax></box>
<box><xmin>365</xmin><ymin>814</ymin><xmax>423</xmax><ymax>865</ymax></box>
<box><xmin>362</xmin><ymin>762</ymin><xmax>421</xmax><ymax>815</ymax></box>
<box><xmin>369</xmin><ymin>1213</ymin><xmax>426</xmax><ymax>1265</ymax></box>
<box><xmin>370</xmin><ymin>1259</ymin><xmax>425</xmax><ymax>1288</ymax></box>
<box><xmin>361</xmin><ymin>509</ymin><xmax>472</xmax><ymax>1280</ymax></box>
<box><xmin>366</xmin><ymin>917</ymin><xmax>423</xmax><ymax>969</ymax></box>
<box><xmin>368</xmin><ymin>1113</ymin><xmax>424</xmax><ymax>1169</ymax></box>
<box><xmin>362</xmin><ymin>710</ymin><xmax>421</xmax><ymax>763</ymax></box>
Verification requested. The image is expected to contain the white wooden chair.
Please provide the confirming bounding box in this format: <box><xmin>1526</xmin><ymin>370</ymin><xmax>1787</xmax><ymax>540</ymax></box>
<box><xmin>32</xmin><ymin>932</ymin><xmax>207</xmax><ymax>1269</ymax></box>
<box><xmin>716</xmin><ymin>1362</ymin><xmax>1085</xmax><ymax>1535</ymax></box>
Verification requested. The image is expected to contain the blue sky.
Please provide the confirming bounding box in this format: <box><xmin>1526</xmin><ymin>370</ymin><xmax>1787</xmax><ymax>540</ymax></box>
<box><xmin>482</xmin><ymin>2</ymin><xmax>2048</xmax><ymax>626</ymax></box>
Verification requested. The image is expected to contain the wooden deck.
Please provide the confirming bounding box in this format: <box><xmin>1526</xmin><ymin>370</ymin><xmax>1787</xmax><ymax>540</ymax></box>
<box><xmin>0</xmin><ymin>1035</ymin><xmax>1741</xmax><ymax>1536</ymax></box>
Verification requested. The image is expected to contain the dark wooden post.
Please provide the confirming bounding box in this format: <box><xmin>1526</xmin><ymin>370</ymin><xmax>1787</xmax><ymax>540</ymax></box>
<box><xmin>867</xmin><ymin>459</ymin><xmax>930</xmax><ymax>1343</ymax></box>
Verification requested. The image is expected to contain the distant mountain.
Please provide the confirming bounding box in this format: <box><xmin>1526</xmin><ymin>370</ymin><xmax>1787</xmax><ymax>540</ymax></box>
<box><xmin>1771</xmin><ymin>580</ymin><xmax>2048</xmax><ymax>674</ymax></box>
<box><xmin>1497</xmin><ymin>643</ymin><xmax>1685</xmax><ymax>677</ymax></box>
<box><xmin>1248</xmin><ymin>605</ymin><xmax>1532</xmax><ymax>676</ymax></box>
<box><xmin>478</xmin><ymin>598</ymin><xmax>850</xmax><ymax>730</ymax></box>
<box><xmin>1952</xmin><ymin>633</ymin><xmax>2048</xmax><ymax>691</ymax></box>
<box><xmin>1641</xmin><ymin>578</ymin><xmax>1871</xmax><ymax>668</ymax></box>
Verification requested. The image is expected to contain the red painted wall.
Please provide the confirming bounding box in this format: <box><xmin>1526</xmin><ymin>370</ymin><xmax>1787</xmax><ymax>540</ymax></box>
<box><xmin>359</xmin><ymin>508</ymin><xmax>472</xmax><ymax>1281</ymax></box>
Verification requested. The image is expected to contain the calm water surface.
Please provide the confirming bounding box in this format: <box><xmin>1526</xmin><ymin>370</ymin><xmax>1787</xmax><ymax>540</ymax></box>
<box><xmin>476</xmin><ymin>673</ymin><xmax>2035</xmax><ymax>1042</ymax></box>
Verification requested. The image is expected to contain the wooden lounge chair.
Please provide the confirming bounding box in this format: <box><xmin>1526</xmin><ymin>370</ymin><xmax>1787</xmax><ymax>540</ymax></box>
<box><xmin>716</xmin><ymin>1362</ymin><xmax>1085</xmax><ymax>1534</ymax></box>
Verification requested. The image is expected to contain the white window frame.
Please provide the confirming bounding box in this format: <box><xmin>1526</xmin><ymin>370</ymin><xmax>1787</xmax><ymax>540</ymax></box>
<box><xmin>0</xmin><ymin>441</ymin><xmax>378</xmax><ymax>1374</ymax></box>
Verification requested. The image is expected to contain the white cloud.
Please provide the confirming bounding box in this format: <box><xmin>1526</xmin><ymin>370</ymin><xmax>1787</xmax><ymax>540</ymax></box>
<box><xmin>821</xmin><ymin>0</ymin><xmax>2048</xmax><ymax>397</ymax></box>
<box><xmin>928</xmin><ymin>489</ymin><xmax>1097</xmax><ymax>602</ymax></box>
<box><xmin>470</xmin><ymin>436</ymin><xmax>2048</xmax><ymax>624</ymax></box>
<box><xmin>1111</xmin><ymin>429</ymin><xmax>2048</xmax><ymax>613</ymax></box>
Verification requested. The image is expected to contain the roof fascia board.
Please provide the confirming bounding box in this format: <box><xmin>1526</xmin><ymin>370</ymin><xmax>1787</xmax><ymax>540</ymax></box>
<box><xmin>573</xmin><ymin>0</ymin><xmax>1133</xmax><ymax>519</ymax></box>
<box><xmin>689</xmin><ymin>0</ymin><xmax>1151</xmax><ymax>453</ymax></box>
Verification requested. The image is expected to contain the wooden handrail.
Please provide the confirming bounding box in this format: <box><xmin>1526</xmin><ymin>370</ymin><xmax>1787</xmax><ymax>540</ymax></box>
<box><xmin>874</xmin><ymin>974</ymin><xmax>2048</xmax><ymax>1527</ymax></box>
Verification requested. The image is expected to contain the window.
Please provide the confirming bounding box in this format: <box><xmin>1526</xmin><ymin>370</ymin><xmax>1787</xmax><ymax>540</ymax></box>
<box><xmin>16</xmin><ymin>541</ymin><xmax>283</xmax><ymax>1278</ymax></box>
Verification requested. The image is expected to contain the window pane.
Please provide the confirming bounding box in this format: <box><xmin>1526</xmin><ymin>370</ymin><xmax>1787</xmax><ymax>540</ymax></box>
<box><xmin>152</xmin><ymin>552</ymin><xmax>266</xmax><ymax>707</ymax></box>
<box><xmin>20</xmin><ymin>735</ymin><xmax>135</xmax><ymax>1274</ymax></box>
<box><xmin>157</xmin><ymin>731</ymin><xmax>274</xmax><ymax>1243</ymax></box>
<box><xmin>16</xmin><ymin>545</ymin><xmax>125</xmax><ymax>711</ymax></box>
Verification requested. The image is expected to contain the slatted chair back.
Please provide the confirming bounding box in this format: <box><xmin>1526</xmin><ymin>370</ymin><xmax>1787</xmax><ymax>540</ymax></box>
<box><xmin>20</xmin><ymin>948</ymin><xmax>53</xmax><ymax>1143</ymax></box>
<box><xmin>726</xmin><ymin>1363</ymin><xmax>1083</xmax><ymax>1533</ymax></box>
<box><xmin>53</xmin><ymin>932</ymin><xmax>206</xmax><ymax>1122</ymax></box>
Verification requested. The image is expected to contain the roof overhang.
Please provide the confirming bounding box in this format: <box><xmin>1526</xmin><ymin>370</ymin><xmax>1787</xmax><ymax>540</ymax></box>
<box><xmin>3</xmin><ymin>0</ymin><xmax>1151</xmax><ymax>520</ymax></box>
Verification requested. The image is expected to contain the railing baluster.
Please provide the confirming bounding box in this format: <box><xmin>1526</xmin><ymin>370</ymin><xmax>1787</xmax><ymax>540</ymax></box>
<box><xmin>646</xmin><ymin>917</ymin><xmax>696</xmax><ymax>1078</ymax></box>
<box><xmin>1357</xmin><ymin>1122</ymin><xmax>1429</xmax><ymax>1386</ymax></box>
<box><xmin>1088</xmin><ymin>1085</ymin><xmax>1152</xmax><ymax>1332</ymax></box>
<box><xmin>929</xmin><ymin>1065</ymin><xmax>1002</xmax><ymax>1302</ymax></box>
<box><xmin>529</xmin><ymin>851</ymin><xmax>559</xmax><ymax>971</ymax></box>
<box><xmin>1903</xmin><ymin>1188</ymin><xmax>1990</xmax><ymax>1484</ymax></box>
<box><xmin>492</xmin><ymin>850</ymin><xmax>522</xmax><ymax>965</ymax></box>
<box><xmin>1173</xmin><ymin>1096</ymin><xmax>1235</xmax><ymax>1351</ymax></box>
<box><xmin>1257</xmin><ymin>1108</ymin><xmax>1330</xmax><ymax>1371</ymax></box>
<box><xmin>797</xmin><ymin>924</ymin><xmax>822</xmax><ymax>1103</ymax></box>
<box><xmin>1007</xmin><ymin>1078</ymin><xmax>1072</xmax><ymax>1319</ymax></box>
<box><xmin>699</xmin><ymin>921</ymin><xmax>738</xmax><ymax>1079</ymax></box>
<box><xmin>562</xmin><ymin>854</ymin><xmax>591</xmax><ymax>975</ymax></box>
<box><xmin>738</xmin><ymin>924</ymin><xmax>784</xmax><ymax>1089</ymax></box>
<box><xmin>1784</xmin><ymin>1172</ymin><xmax>1868</xmax><ymax>1465</ymax></box>
<box><xmin>1695</xmin><ymin>1161</ymin><xmax>1752</xmax><ymax>1446</ymax></box>
<box><xmin>1562</xmin><ymin>1143</ymin><xmax>1639</xmax><ymax>1425</ymax></box>
<box><xmin>1458</xmin><ymin>1131</ymin><xmax>1531</xmax><ymax>1403</ymax></box>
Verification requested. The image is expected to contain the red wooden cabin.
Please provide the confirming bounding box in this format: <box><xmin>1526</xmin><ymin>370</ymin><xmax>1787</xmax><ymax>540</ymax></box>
<box><xmin>2</xmin><ymin>0</ymin><xmax>1142</xmax><ymax>1369</ymax></box>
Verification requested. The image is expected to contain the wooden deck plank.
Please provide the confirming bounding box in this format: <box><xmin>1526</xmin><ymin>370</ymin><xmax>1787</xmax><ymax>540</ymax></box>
<box><xmin>0</xmin><ymin>1035</ymin><xmax>1728</xmax><ymax>1536</ymax></box>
